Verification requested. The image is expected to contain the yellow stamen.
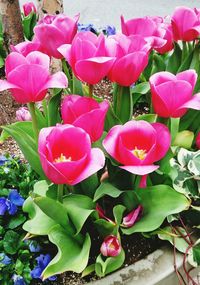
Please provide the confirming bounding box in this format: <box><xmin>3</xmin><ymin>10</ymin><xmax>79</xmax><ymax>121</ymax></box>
<box><xmin>132</xmin><ymin>147</ymin><xmax>146</xmax><ymax>160</ymax></box>
<box><xmin>54</xmin><ymin>153</ymin><xmax>72</xmax><ymax>163</ymax></box>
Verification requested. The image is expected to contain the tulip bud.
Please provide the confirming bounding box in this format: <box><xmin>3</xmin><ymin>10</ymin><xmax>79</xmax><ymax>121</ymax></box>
<box><xmin>16</xmin><ymin>107</ymin><xmax>32</xmax><ymax>121</ymax></box>
<box><xmin>23</xmin><ymin>2</ymin><xmax>37</xmax><ymax>17</ymax></box>
<box><xmin>96</xmin><ymin>204</ymin><xmax>115</xmax><ymax>224</ymax></box>
<box><xmin>122</xmin><ymin>205</ymin><xmax>143</xmax><ymax>228</ymax></box>
<box><xmin>100</xmin><ymin>235</ymin><xmax>121</xmax><ymax>257</ymax></box>
<box><xmin>173</xmin><ymin>130</ymin><xmax>194</xmax><ymax>149</ymax></box>
<box><xmin>196</xmin><ymin>132</ymin><xmax>200</xmax><ymax>149</ymax></box>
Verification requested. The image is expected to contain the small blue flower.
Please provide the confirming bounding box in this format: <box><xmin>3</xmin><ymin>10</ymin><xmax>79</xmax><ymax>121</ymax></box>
<box><xmin>0</xmin><ymin>197</ymin><xmax>8</xmax><ymax>215</ymax></box>
<box><xmin>31</xmin><ymin>254</ymin><xmax>57</xmax><ymax>281</ymax></box>
<box><xmin>12</xmin><ymin>275</ymin><xmax>26</xmax><ymax>285</ymax></box>
<box><xmin>104</xmin><ymin>25</ymin><xmax>116</xmax><ymax>36</ymax></box>
<box><xmin>8</xmin><ymin>190</ymin><xmax>24</xmax><ymax>206</ymax></box>
<box><xmin>0</xmin><ymin>253</ymin><xmax>12</xmax><ymax>265</ymax></box>
<box><xmin>0</xmin><ymin>155</ymin><xmax>8</xmax><ymax>166</ymax></box>
<box><xmin>78</xmin><ymin>23</ymin><xmax>98</xmax><ymax>34</ymax></box>
<box><xmin>29</xmin><ymin>241</ymin><xmax>41</xmax><ymax>253</ymax></box>
<box><xmin>6</xmin><ymin>199</ymin><xmax>18</xmax><ymax>215</ymax></box>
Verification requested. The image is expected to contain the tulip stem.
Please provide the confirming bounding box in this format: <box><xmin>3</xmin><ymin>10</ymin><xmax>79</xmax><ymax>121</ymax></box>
<box><xmin>88</xmin><ymin>84</ymin><xmax>93</xmax><ymax>97</ymax></box>
<box><xmin>57</xmin><ymin>184</ymin><xmax>63</xmax><ymax>203</ymax></box>
<box><xmin>28</xmin><ymin>102</ymin><xmax>39</xmax><ymax>142</ymax></box>
<box><xmin>62</xmin><ymin>59</ymin><xmax>72</xmax><ymax>92</ymax></box>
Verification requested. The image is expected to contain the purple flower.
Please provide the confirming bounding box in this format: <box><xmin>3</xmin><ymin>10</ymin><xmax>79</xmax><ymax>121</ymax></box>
<box><xmin>8</xmin><ymin>190</ymin><xmax>24</xmax><ymax>206</ymax></box>
<box><xmin>103</xmin><ymin>25</ymin><xmax>116</xmax><ymax>36</ymax></box>
<box><xmin>0</xmin><ymin>155</ymin><xmax>8</xmax><ymax>166</ymax></box>
<box><xmin>29</xmin><ymin>241</ymin><xmax>41</xmax><ymax>253</ymax></box>
<box><xmin>0</xmin><ymin>253</ymin><xmax>12</xmax><ymax>265</ymax></box>
<box><xmin>31</xmin><ymin>254</ymin><xmax>57</xmax><ymax>281</ymax></box>
<box><xmin>12</xmin><ymin>275</ymin><xmax>26</xmax><ymax>285</ymax></box>
<box><xmin>0</xmin><ymin>197</ymin><xmax>8</xmax><ymax>215</ymax></box>
<box><xmin>0</xmin><ymin>190</ymin><xmax>24</xmax><ymax>216</ymax></box>
<box><xmin>78</xmin><ymin>23</ymin><xmax>98</xmax><ymax>34</ymax></box>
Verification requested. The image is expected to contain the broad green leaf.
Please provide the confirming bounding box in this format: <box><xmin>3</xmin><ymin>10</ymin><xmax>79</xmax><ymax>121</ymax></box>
<box><xmin>47</xmin><ymin>91</ymin><xmax>62</xmax><ymax>126</ymax></box>
<box><xmin>193</xmin><ymin>244</ymin><xmax>200</xmax><ymax>265</ymax></box>
<box><xmin>82</xmin><ymin>264</ymin><xmax>95</xmax><ymax>277</ymax></box>
<box><xmin>93</xmin><ymin>182</ymin><xmax>122</xmax><ymax>202</ymax></box>
<box><xmin>94</xmin><ymin>219</ymin><xmax>116</xmax><ymax>236</ymax></box>
<box><xmin>188</xmin><ymin>152</ymin><xmax>200</xmax><ymax>175</ymax></box>
<box><xmin>63</xmin><ymin>194</ymin><xmax>95</xmax><ymax>234</ymax></box>
<box><xmin>113</xmin><ymin>85</ymin><xmax>132</xmax><ymax>124</ymax></box>
<box><xmin>166</xmin><ymin>42</ymin><xmax>182</xmax><ymax>74</ymax></box>
<box><xmin>95</xmin><ymin>249</ymin><xmax>125</xmax><ymax>277</ymax></box>
<box><xmin>113</xmin><ymin>205</ymin><xmax>126</xmax><ymax>225</ymax></box>
<box><xmin>73</xmin><ymin>75</ymin><xmax>83</xmax><ymax>95</ymax></box>
<box><xmin>151</xmin><ymin>53</ymin><xmax>166</xmax><ymax>74</ymax></box>
<box><xmin>42</xmin><ymin>225</ymin><xmax>91</xmax><ymax>279</ymax></box>
<box><xmin>8</xmin><ymin>214</ymin><xmax>26</xmax><ymax>229</ymax></box>
<box><xmin>131</xmin><ymin>82</ymin><xmax>150</xmax><ymax>95</ymax></box>
<box><xmin>135</xmin><ymin>113</ymin><xmax>157</xmax><ymax>123</ymax></box>
<box><xmin>122</xmin><ymin>185</ymin><xmax>190</xmax><ymax>235</ymax></box>
<box><xmin>80</xmin><ymin>173</ymin><xmax>99</xmax><ymax>198</ymax></box>
<box><xmin>34</xmin><ymin>107</ymin><xmax>48</xmax><ymax>129</ymax></box>
<box><xmin>104</xmin><ymin>103</ymin><xmax>122</xmax><ymax>131</ymax></box>
<box><xmin>177</xmin><ymin>49</ymin><xmax>194</xmax><ymax>72</ymax></box>
<box><xmin>3</xmin><ymin>230</ymin><xmax>21</xmax><ymax>255</ymax></box>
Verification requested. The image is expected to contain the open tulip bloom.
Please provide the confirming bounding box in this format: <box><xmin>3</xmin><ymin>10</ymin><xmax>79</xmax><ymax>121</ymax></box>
<box><xmin>2</xmin><ymin>4</ymin><xmax>200</xmax><ymax>282</ymax></box>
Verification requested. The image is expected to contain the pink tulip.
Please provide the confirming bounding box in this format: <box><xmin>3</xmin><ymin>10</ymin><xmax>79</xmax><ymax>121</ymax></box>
<box><xmin>16</xmin><ymin>107</ymin><xmax>32</xmax><ymax>121</ymax></box>
<box><xmin>38</xmin><ymin>124</ymin><xmax>105</xmax><ymax>185</ymax></box>
<box><xmin>150</xmin><ymin>70</ymin><xmax>200</xmax><ymax>118</ymax></box>
<box><xmin>0</xmin><ymin>51</ymin><xmax>67</xmax><ymax>104</ymax></box>
<box><xmin>100</xmin><ymin>235</ymin><xmax>121</xmax><ymax>257</ymax></box>
<box><xmin>105</xmin><ymin>33</ymin><xmax>149</xmax><ymax>86</ymax></box>
<box><xmin>61</xmin><ymin>95</ymin><xmax>109</xmax><ymax>142</ymax></box>
<box><xmin>58</xmin><ymin>32</ymin><xmax>115</xmax><ymax>84</ymax></box>
<box><xmin>171</xmin><ymin>7</ymin><xmax>200</xmax><ymax>41</ymax></box>
<box><xmin>34</xmin><ymin>14</ymin><xmax>79</xmax><ymax>58</ymax></box>
<box><xmin>154</xmin><ymin>23</ymin><xmax>173</xmax><ymax>54</ymax></box>
<box><xmin>196</xmin><ymin>132</ymin><xmax>200</xmax><ymax>149</ymax></box>
<box><xmin>11</xmin><ymin>41</ymin><xmax>42</xmax><ymax>57</ymax></box>
<box><xmin>103</xmin><ymin>120</ymin><xmax>171</xmax><ymax>175</ymax></box>
<box><xmin>122</xmin><ymin>205</ymin><xmax>143</xmax><ymax>227</ymax></box>
<box><xmin>121</xmin><ymin>15</ymin><xmax>167</xmax><ymax>49</ymax></box>
<box><xmin>23</xmin><ymin>2</ymin><xmax>37</xmax><ymax>17</ymax></box>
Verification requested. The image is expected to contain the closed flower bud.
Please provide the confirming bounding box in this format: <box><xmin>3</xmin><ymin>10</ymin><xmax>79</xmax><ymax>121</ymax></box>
<box><xmin>122</xmin><ymin>205</ymin><xmax>143</xmax><ymax>227</ymax></box>
<box><xmin>100</xmin><ymin>235</ymin><xmax>121</xmax><ymax>257</ymax></box>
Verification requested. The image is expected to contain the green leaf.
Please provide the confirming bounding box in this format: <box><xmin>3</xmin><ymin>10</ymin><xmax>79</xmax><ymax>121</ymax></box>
<box><xmin>193</xmin><ymin>244</ymin><xmax>200</xmax><ymax>265</ymax></box>
<box><xmin>131</xmin><ymin>82</ymin><xmax>150</xmax><ymax>95</ymax></box>
<box><xmin>95</xmin><ymin>249</ymin><xmax>125</xmax><ymax>277</ymax></box>
<box><xmin>170</xmin><ymin>117</ymin><xmax>180</xmax><ymax>143</ymax></box>
<box><xmin>73</xmin><ymin>75</ymin><xmax>83</xmax><ymax>95</ymax></box>
<box><xmin>42</xmin><ymin>225</ymin><xmax>91</xmax><ymax>279</ymax></box>
<box><xmin>93</xmin><ymin>182</ymin><xmax>122</xmax><ymax>202</ymax></box>
<box><xmin>8</xmin><ymin>214</ymin><xmax>26</xmax><ymax>229</ymax></box>
<box><xmin>135</xmin><ymin>113</ymin><xmax>157</xmax><ymax>123</ymax></box>
<box><xmin>22</xmin><ymin>13</ymin><xmax>36</xmax><ymax>40</ymax></box>
<box><xmin>81</xmin><ymin>264</ymin><xmax>95</xmax><ymax>277</ymax></box>
<box><xmin>177</xmin><ymin>49</ymin><xmax>194</xmax><ymax>72</ymax></box>
<box><xmin>94</xmin><ymin>219</ymin><xmax>116</xmax><ymax>236</ymax></box>
<box><xmin>113</xmin><ymin>205</ymin><xmax>126</xmax><ymax>225</ymax></box>
<box><xmin>166</xmin><ymin>42</ymin><xmax>182</xmax><ymax>74</ymax></box>
<box><xmin>3</xmin><ymin>230</ymin><xmax>21</xmax><ymax>255</ymax></box>
<box><xmin>151</xmin><ymin>53</ymin><xmax>166</xmax><ymax>74</ymax></box>
<box><xmin>47</xmin><ymin>91</ymin><xmax>62</xmax><ymax>126</ymax></box>
<box><xmin>122</xmin><ymin>185</ymin><xmax>190</xmax><ymax>235</ymax></box>
<box><xmin>80</xmin><ymin>173</ymin><xmax>99</xmax><ymax>198</ymax></box>
<box><xmin>2</xmin><ymin>122</ymin><xmax>45</xmax><ymax>178</ymax></box>
<box><xmin>104</xmin><ymin>104</ymin><xmax>122</xmax><ymax>131</ymax></box>
<box><xmin>113</xmin><ymin>85</ymin><xmax>132</xmax><ymax>124</ymax></box>
<box><xmin>63</xmin><ymin>194</ymin><xmax>95</xmax><ymax>234</ymax></box>
<box><xmin>0</xmin><ymin>130</ymin><xmax>10</xmax><ymax>144</ymax></box>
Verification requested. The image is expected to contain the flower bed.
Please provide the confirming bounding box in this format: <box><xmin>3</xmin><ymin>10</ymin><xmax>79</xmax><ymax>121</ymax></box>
<box><xmin>1</xmin><ymin>2</ymin><xmax>200</xmax><ymax>285</ymax></box>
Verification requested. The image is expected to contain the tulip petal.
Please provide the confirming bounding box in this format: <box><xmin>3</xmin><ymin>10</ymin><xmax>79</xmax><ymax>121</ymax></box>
<box><xmin>58</xmin><ymin>44</ymin><xmax>72</xmax><ymax>64</ymax></box>
<box><xmin>0</xmin><ymin>79</ymin><xmax>19</xmax><ymax>91</ymax></box>
<box><xmin>75</xmin><ymin>57</ymin><xmax>115</xmax><ymax>84</ymax></box>
<box><xmin>43</xmin><ymin>71</ymin><xmax>68</xmax><ymax>90</ymax></box>
<box><xmin>5</xmin><ymin>52</ymin><xmax>27</xmax><ymax>75</ymax></box>
<box><xmin>176</xmin><ymin>69</ymin><xmax>197</xmax><ymax>90</ymax></box>
<box><xmin>120</xmin><ymin>164</ymin><xmax>159</xmax><ymax>175</ymax></box>
<box><xmin>178</xmin><ymin>93</ymin><xmax>200</xmax><ymax>110</ymax></box>
<box><xmin>103</xmin><ymin>124</ymin><xmax>122</xmax><ymax>159</ymax></box>
<box><xmin>150</xmin><ymin>71</ymin><xmax>176</xmax><ymax>86</ymax></box>
<box><xmin>26</xmin><ymin>51</ymin><xmax>50</xmax><ymax>69</ymax></box>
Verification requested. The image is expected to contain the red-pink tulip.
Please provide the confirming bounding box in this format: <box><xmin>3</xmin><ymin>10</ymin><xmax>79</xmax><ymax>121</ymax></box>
<box><xmin>154</xmin><ymin>22</ymin><xmax>173</xmax><ymax>54</ymax></box>
<box><xmin>196</xmin><ymin>132</ymin><xmax>200</xmax><ymax>149</ymax></box>
<box><xmin>38</xmin><ymin>124</ymin><xmax>105</xmax><ymax>185</ymax></box>
<box><xmin>121</xmin><ymin>15</ymin><xmax>167</xmax><ymax>49</ymax></box>
<box><xmin>100</xmin><ymin>235</ymin><xmax>121</xmax><ymax>257</ymax></box>
<box><xmin>16</xmin><ymin>107</ymin><xmax>32</xmax><ymax>121</ymax></box>
<box><xmin>0</xmin><ymin>51</ymin><xmax>67</xmax><ymax>104</ymax></box>
<box><xmin>34</xmin><ymin>14</ymin><xmax>79</xmax><ymax>58</ymax></box>
<box><xmin>105</xmin><ymin>33</ymin><xmax>149</xmax><ymax>86</ymax></box>
<box><xmin>11</xmin><ymin>41</ymin><xmax>42</xmax><ymax>57</ymax></box>
<box><xmin>150</xmin><ymin>70</ymin><xmax>200</xmax><ymax>118</ymax></box>
<box><xmin>171</xmin><ymin>7</ymin><xmax>200</xmax><ymax>41</ymax></box>
<box><xmin>23</xmin><ymin>2</ymin><xmax>37</xmax><ymax>16</ymax></box>
<box><xmin>58</xmin><ymin>32</ymin><xmax>115</xmax><ymax>84</ymax></box>
<box><xmin>122</xmin><ymin>205</ymin><xmax>143</xmax><ymax>228</ymax></box>
<box><xmin>61</xmin><ymin>95</ymin><xmax>109</xmax><ymax>142</ymax></box>
<box><xmin>103</xmin><ymin>120</ymin><xmax>171</xmax><ymax>175</ymax></box>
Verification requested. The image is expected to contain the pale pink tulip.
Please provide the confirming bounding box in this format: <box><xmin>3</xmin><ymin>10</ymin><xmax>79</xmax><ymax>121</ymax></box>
<box><xmin>0</xmin><ymin>51</ymin><xmax>67</xmax><ymax>104</ymax></box>
<box><xmin>34</xmin><ymin>14</ymin><xmax>79</xmax><ymax>58</ymax></box>
<box><xmin>100</xmin><ymin>235</ymin><xmax>121</xmax><ymax>257</ymax></box>
<box><xmin>61</xmin><ymin>95</ymin><xmax>109</xmax><ymax>142</ymax></box>
<box><xmin>38</xmin><ymin>124</ymin><xmax>105</xmax><ymax>185</ymax></box>
<box><xmin>23</xmin><ymin>2</ymin><xmax>37</xmax><ymax>16</ymax></box>
<box><xmin>58</xmin><ymin>32</ymin><xmax>115</xmax><ymax>84</ymax></box>
<box><xmin>103</xmin><ymin>120</ymin><xmax>171</xmax><ymax>175</ymax></box>
<box><xmin>171</xmin><ymin>7</ymin><xmax>200</xmax><ymax>41</ymax></box>
<box><xmin>11</xmin><ymin>41</ymin><xmax>42</xmax><ymax>57</ymax></box>
<box><xmin>122</xmin><ymin>205</ymin><xmax>143</xmax><ymax>227</ymax></box>
<box><xmin>16</xmin><ymin>107</ymin><xmax>32</xmax><ymax>121</ymax></box>
<box><xmin>150</xmin><ymin>70</ymin><xmax>200</xmax><ymax>118</ymax></box>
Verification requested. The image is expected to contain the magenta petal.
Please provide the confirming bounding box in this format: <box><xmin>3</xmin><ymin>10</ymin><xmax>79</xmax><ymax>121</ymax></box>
<box><xmin>122</xmin><ymin>205</ymin><xmax>143</xmax><ymax>227</ymax></box>
<box><xmin>0</xmin><ymin>79</ymin><xmax>19</xmax><ymax>91</ymax></box>
<box><xmin>26</xmin><ymin>51</ymin><xmax>50</xmax><ymax>69</ymax></box>
<box><xmin>103</xmin><ymin>125</ymin><xmax>122</xmax><ymax>160</ymax></box>
<box><xmin>57</xmin><ymin>44</ymin><xmax>72</xmax><ymax>63</ymax></box>
<box><xmin>75</xmin><ymin>57</ymin><xmax>115</xmax><ymax>84</ymax></box>
<box><xmin>150</xmin><ymin>71</ymin><xmax>176</xmax><ymax>86</ymax></box>
<box><xmin>120</xmin><ymin>164</ymin><xmax>159</xmax><ymax>175</ymax></box>
<box><xmin>176</xmin><ymin>69</ymin><xmax>197</xmax><ymax>90</ymax></box>
<box><xmin>178</xmin><ymin>93</ymin><xmax>200</xmax><ymax>110</ymax></box>
<box><xmin>5</xmin><ymin>52</ymin><xmax>27</xmax><ymax>75</ymax></box>
<box><xmin>43</xmin><ymin>71</ymin><xmax>68</xmax><ymax>90</ymax></box>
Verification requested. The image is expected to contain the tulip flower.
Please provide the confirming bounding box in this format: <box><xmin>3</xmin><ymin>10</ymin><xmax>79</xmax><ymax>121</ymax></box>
<box><xmin>122</xmin><ymin>205</ymin><xmax>143</xmax><ymax>227</ymax></box>
<box><xmin>196</xmin><ymin>132</ymin><xmax>200</xmax><ymax>149</ymax></box>
<box><xmin>38</xmin><ymin>124</ymin><xmax>105</xmax><ymax>185</ymax></box>
<box><xmin>171</xmin><ymin>7</ymin><xmax>200</xmax><ymax>41</ymax></box>
<box><xmin>23</xmin><ymin>2</ymin><xmax>37</xmax><ymax>17</ymax></box>
<box><xmin>100</xmin><ymin>235</ymin><xmax>121</xmax><ymax>257</ymax></box>
<box><xmin>61</xmin><ymin>95</ymin><xmax>109</xmax><ymax>142</ymax></box>
<box><xmin>16</xmin><ymin>107</ymin><xmax>32</xmax><ymax>121</ymax></box>
<box><xmin>0</xmin><ymin>51</ymin><xmax>68</xmax><ymax>104</ymax></box>
<box><xmin>105</xmin><ymin>34</ymin><xmax>150</xmax><ymax>86</ymax></box>
<box><xmin>150</xmin><ymin>70</ymin><xmax>200</xmax><ymax>118</ymax></box>
<box><xmin>34</xmin><ymin>14</ymin><xmax>79</xmax><ymax>59</ymax></box>
<box><xmin>58</xmin><ymin>32</ymin><xmax>115</xmax><ymax>84</ymax></box>
<box><xmin>103</xmin><ymin>120</ymin><xmax>171</xmax><ymax>175</ymax></box>
<box><xmin>11</xmin><ymin>41</ymin><xmax>42</xmax><ymax>57</ymax></box>
<box><xmin>154</xmin><ymin>23</ymin><xmax>173</xmax><ymax>54</ymax></box>
<box><xmin>121</xmin><ymin>15</ymin><xmax>167</xmax><ymax>49</ymax></box>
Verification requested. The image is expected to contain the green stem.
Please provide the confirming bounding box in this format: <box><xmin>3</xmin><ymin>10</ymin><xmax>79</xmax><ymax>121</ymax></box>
<box><xmin>115</xmin><ymin>85</ymin><xmax>123</xmax><ymax>118</ymax></box>
<box><xmin>28</xmin><ymin>102</ymin><xmax>39</xmax><ymax>142</ymax></box>
<box><xmin>62</xmin><ymin>59</ymin><xmax>72</xmax><ymax>92</ymax></box>
<box><xmin>57</xmin><ymin>184</ymin><xmax>64</xmax><ymax>203</ymax></box>
<box><xmin>88</xmin><ymin>84</ymin><xmax>93</xmax><ymax>98</ymax></box>
<box><xmin>182</xmin><ymin>41</ymin><xmax>188</xmax><ymax>62</ymax></box>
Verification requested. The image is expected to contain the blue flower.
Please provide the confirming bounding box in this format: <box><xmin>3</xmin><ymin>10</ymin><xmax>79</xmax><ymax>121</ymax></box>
<box><xmin>78</xmin><ymin>23</ymin><xmax>98</xmax><ymax>34</ymax></box>
<box><xmin>0</xmin><ymin>155</ymin><xmax>8</xmax><ymax>166</ymax></box>
<box><xmin>31</xmin><ymin>254</ymin><xmax>57</xmax><ymax>281</ymax></box>
<box><xmin>0</xmin><ymin>190</ymin><xmax>24</xmax><ymax>216</ymax></box>
<box><xmin>0</xmin><ymin>253</ymin><xmax>12</xmax><ymax>265</ymax></box>
<box><xmin>102</xmin><ymin>25</ymin><xmax>116</xmax><ymax>36</ymax></box>
<box><xmin>0</xmin><ymin>197</ymin><xmax>8</xmax><ymax>215</ymax></box>
<box><xmin>8</xmin><ymin>190</ymin><xmax>24</xmax><ymax>206</ymax></box>
<box><xmin>29</xmin><ymin>241</ymin><xmax>41</xmax><ymax>253</ymax></box>
<box><xmin>12</xmin><ymin>275</ymin><xmax>26</xmax><ymax>285</ymax></box>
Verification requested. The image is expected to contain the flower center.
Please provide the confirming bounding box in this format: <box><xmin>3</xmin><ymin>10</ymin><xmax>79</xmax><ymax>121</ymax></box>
<box><xmin>54</xmin><ymin>153</ymin><xmax>72</xmax><ymax>163</ymax></box>
<box><xmin>132</xmin><ymin>147</ymin><xmax>146</xmax><ymax>160</ymax></box>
